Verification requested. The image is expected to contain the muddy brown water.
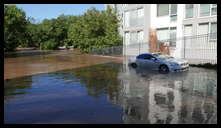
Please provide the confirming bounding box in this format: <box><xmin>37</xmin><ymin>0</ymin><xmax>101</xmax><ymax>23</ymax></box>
<box><xmin>4</xmin><ymin>50</ymin><xmax>122</xmax><ymax>80</ymax></box>
<box><xmin>4</xmin><ymin>50</ymin><xmax>217</xmax><ymax>124</ymax></box>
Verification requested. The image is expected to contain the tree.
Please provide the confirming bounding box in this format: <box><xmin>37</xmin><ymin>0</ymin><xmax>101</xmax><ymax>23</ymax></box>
<box><xmin>68</xmin><ymin>7</ymin><xmax>122</xmax><ymax>53</ymax></box>
<box><xmin>4</xmin><ymin>5</ymin><xmax>122</xmax><ymax>52</ymax></box>
<box><xmin>38</xmin><ymin>15</ymin><xmax>78</xmax><ymax>50</ymax></box>
<box><xmin>4</xmin><ymin>5</ymin><xmax>28</xmax><ymax>51</ymax></box>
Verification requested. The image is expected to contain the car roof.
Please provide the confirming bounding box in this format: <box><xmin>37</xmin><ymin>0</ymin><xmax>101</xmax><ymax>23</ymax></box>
<box><xmin>138</xmin><ymin>53</ymin><xmax>152</xmax><ymax>56</ymax></box>
<box><xmin>152</xmin><ymin>52</ymin><xmax>163</xmax><ymax>55</ymax></box>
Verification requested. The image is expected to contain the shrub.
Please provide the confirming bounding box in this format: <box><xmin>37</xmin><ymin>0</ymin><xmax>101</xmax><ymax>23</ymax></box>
<box><xmin>41</xmin><ymin>40</ymin><xmax>59</xmax><ymax>50</ymax></box>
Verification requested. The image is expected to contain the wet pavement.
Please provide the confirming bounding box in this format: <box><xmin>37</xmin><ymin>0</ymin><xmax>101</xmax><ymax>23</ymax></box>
<box><xmin>4</xmin><ymin>60</ymin><xmax>217</xmax><ymax>124</ymax></box>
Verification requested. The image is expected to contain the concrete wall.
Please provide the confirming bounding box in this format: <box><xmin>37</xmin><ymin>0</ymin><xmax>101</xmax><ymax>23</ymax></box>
<box><xmin>105</xmin><ymin>4</ymin><xmax>217</xmax><ymax>63</ymax></box>
<box><xmin>150</xmin><ymin>4</ymin><xmax>184</xmax><ymax>58</ymax></box>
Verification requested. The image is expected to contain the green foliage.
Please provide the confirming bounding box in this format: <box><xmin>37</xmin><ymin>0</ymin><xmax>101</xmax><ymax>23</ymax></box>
<box><xmin>41</xmin><ymin>40</ymin><xmax>59</xmax><ymax>50</ymax></box>
<box><xmin>68</xmin><ymin>6</ymin><xmax>122</xmax><ymax>53</ymax></box>
<box><xmin>4</xmin><ymin>5</ymin><xmax>122</xmax><ymax>52</ymax></box>
<box><xmin>4</xmin><ymin>5</ymin><xmax>28</xmax><ymax>51</ymax></box>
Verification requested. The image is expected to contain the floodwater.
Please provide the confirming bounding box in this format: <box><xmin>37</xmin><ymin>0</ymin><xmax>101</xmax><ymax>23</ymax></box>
<box><xmin>4</xmin><ymin>58</ymin><xmax>217</xmax><ymax>124</ymax></box>
<box><xmin>4</xmin><ymin>50</ymin><xmax>122</xmax><ymax>80</ymax></box>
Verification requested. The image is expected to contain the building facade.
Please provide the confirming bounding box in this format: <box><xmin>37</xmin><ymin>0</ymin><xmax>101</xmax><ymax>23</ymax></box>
<box><xmin>105</xmin><ymin>4</ymin><xmax>217</xmax><ymax>62</ymax></box>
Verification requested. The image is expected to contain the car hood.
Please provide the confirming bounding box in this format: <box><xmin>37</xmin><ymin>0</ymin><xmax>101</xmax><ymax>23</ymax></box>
<box><xmin>166</xmin><ymin>58</ymin><xmax>188</xmax><ymax>64</ymax></box>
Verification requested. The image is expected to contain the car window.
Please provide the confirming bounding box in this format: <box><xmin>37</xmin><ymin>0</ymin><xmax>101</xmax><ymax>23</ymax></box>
<box><xmin>143</xmin><ymin>55</ymin><xmax>152</xmax><ymax>60</ymax></box>
<box><xmin>137</xmin><ymin>54</ymin><xmax>146</xmax><ymax>59</ymax></box>
<box><xmin>152</xmin><ymin>53</ymin><xmax>173</xmax><ymax>59</ymax></box>
<box><xmin>137</xmin><ymin>54</ymin><xmax>156</xmax><ymax>60</ymax></box>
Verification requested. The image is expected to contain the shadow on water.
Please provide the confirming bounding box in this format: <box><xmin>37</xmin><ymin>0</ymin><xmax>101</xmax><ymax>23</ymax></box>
<box><xmin>4</xmin><ymin>62</ymin><xmax>217</xmax><ymax>124</ymax></box>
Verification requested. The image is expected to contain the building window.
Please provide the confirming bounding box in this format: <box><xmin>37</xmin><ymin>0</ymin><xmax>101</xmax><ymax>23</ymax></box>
<box><xmin>157</xmin><ymin>27</ymin><xmax>177</xmax><ymax>46</ymax></box>
<box><xmin>124</xmin><ymin>8</ymin><xmax>144</xmax><ymax>28</ymax></box>
<box><xmin>185</xmin><ymin>4</ymin><xmax>194</xmax><ymax>19</ymax></box>
<box><xmin>198</xmin><ymin>22</ymin><xmax>217</xmax><ymax>41</ymax></box>
<box><xmin>199</xmin><ymin>4</ymin><xmax>217</xmax><ymax>17</ymax></box>
<box><xmin>130</xmin><ymin>31</ymin><xmax>138</xmax><ymax>43</ymax></box>
<box><xmin>125</xmin><ymin>32</ymin><xmax>130</xmax><ymax>45</ymax></box>
<box><xmin>198</xmin><ymin>23</ymin><xmax>209</xmax><ymax>35</ymax></box>
<box><xmin>137</xmin><ymin>31</ymin><xmax>144</xmax><ymax>42</ymax></box>
<box><xmin>210</xmin><ymin>22</ymin><xmax>217</xmax><ymax>40</ymax></box>
<box><xmin>184</xmin><ymin>24</ymin><xmax>192</xmax><ymax>37</ymax></box>
<box><xmin>169</xmin><ymin>27</ymin><xmax>177</xmax><ymax>46</ymax></box>
<box><xmin>157</xmin><ymin>28</ymin><xmax>169</xmax><ymax>41</ymax></box>
<box><xmin>200</xmin><ymin>4</ymin><xmax>210</xmax><ymax>17</ymax></box>
<box><xmin>157</xmin><ymin>4</ymin><xmax>177</xmax><ymax>21</ymax></box>
<box><xmin>157</xmin><ymin>4</ymin><xmax>169</xmax><ymax>17</ymax></box>
<box><xmin>170</xmin><ymin>4</ymin><xmax>177</xmax><ymax>21</ymax></box>
<box><xmin>200</xmin><ymin>4</ymin><xmax>217</xmax><ymax>17</ymax></box>
<box><xmin>137</xmin><ymin>8</ymin><xmax>144</xmax><ymax>26</ymax></box>
<box><xmin>211</xmin><ymin>4</ymin><xmax>217</xmax><ymax>15</ymax></box>
<box><xmin>124</xmin><ymin>11</ymin><xmax>130</xmax><ymax>28</ymax></box>
<box><xmin>130</xmin><ymin>9</ymin><xmax>138</xmax><ymax>27</ymax></box>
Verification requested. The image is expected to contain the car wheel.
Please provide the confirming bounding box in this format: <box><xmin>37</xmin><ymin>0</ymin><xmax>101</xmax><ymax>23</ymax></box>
<box><xmin>159</xmin><ymin>65</ymin><xmax>169</xmax><ymax>73</ymax></box>
<box><xmin>131</xmin><ymin>63</ymin><xmax>137</xmax><ymax>68</ymax></box>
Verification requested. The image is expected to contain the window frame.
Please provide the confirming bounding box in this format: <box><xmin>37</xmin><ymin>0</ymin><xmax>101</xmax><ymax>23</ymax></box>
<box><xmin>170</xmin><ymin>4</ymin><xmax>177</xmax><ymax>22</ymax></box>
<box><xmin>157</xmin><ymin>27</ymin><xmax>177</xmax><ymax>47</ymax></box>
<box><xmin>184</xmin><ymin>4</ymin><xmax>194</xmax><ymax>19</ymax></box>
<box><xmin>157</xmin><ymin>4</ymin><xmax>177</xmax><ymax>21</ymax></box>
<box><xmin>198</xmin><ymin>4</ymin><xmax>217</xmax><ymax>18</ymax></box>
<box><xmin>169</xmin><ymin>27</ymin><xmax>177</xmax><ymax>47</ymax></box>
<box><xmin>209</xmin><ymin>22</ymin><xmax>217</xmax><ymax>41</ymax></box>
<box><xmin>157</xmin><ymin>27</ymin><xmax>170</xmax><ymax>41</ymax></box>
<box><xmin>137</xmin><ymin>30</ymin><xmax>144</xmax><ymax>42</ymax></box>
<box><xmin>157</xmin><ymin>4</ymin><xmax>169</xmax><ymax>17</ymax></box>
<box><xmin>129</xmin><ymin>9</ymin><xmax>138</xmax><ymax>27</ymax></box>
<box><xmin>211</xmin><ymin>4</ymin><xmax>217</xmax><ymax>16</ymax></box>
<box><xmin>197</xmin><ymin>22</ymin><xmax>217</xmax><ymax>41</ymax></box>
<box><xmin>124</xmin><ymin>11</ymin><xmax>130</xmax><ymax>28</ymax></box>
<box><xmin>137</xmin><ymin>8</ymin><xmax>144</xmax><ymax>27</ymax></box>
<box><xmin>124</xmin><ymin>31</ymin><xmax>130</xmax><ymax>45</ymax></box>
<box><xmin>130</xmin><ymin>31</ymin><xmax>138</xmax><ymax>43</ymax></box>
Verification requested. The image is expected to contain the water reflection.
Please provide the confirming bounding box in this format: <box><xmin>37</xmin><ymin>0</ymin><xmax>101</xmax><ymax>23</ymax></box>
<box><xmin>4</xmin><ymin>62</ymin><xmax>217</xmax><ymax>124</ymax></box>
<box><xmin>114</xmin><ymin>64</ymin><xmax>217</xmax><ymax>124</ymax></box>
<box><xmin>4</xmin><ymin>76</ymin><xmax>32</xmax><ymax>100</ymax></box>
<box><xmin>57</xmin><ymin>63</ymin><xmax>122</xmax><ymax>99</ymax></box>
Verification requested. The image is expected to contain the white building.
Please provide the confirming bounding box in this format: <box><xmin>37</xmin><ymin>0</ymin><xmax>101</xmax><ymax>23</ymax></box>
<box><xmin>105</xmin><ymin>4</ymin><xmax>217</xmax><ymax>63</ymax></box>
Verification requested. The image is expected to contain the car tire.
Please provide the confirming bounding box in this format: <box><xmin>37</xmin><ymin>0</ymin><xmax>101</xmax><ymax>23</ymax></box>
<box><xmin>159</xmin><ymin>65</ymin><xmax>169</xmax><ymax>73</ymax></box>
<box><xmin>131</xmin><ymin>63</ymin><xmax>137</xmax><ymax>68</ymax></box>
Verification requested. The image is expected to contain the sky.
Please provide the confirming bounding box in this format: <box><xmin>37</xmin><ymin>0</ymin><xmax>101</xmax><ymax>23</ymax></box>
<box><xmin>15</xmin><ymin>4</ymin><xmax>105</xmax><ymax>22</ymax></box>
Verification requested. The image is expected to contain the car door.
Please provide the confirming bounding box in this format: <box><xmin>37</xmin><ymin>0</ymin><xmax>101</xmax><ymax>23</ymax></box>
<box><xmin>142</xmin><ymin>55</ymin><xmax>156</xmax><ymax>69</ymax></box>
<box><xmin>136</xmin><ymin>54</ymin><xmax>147</xmax><ymax>67</ymax></box>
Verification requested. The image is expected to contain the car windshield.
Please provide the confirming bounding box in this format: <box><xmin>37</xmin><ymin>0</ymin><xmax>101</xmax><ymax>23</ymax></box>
<box><xmin>152</xmin><ymin>53</ymin><xmax>173</xmax><ymax>59</ymax></box>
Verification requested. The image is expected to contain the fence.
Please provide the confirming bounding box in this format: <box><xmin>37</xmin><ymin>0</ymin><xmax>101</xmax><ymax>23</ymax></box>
<box><xmin>181</xmin><ymin>33</ymin><xmax>217</xmax><ymax>64</ymax></box>
<box><xmin>89</xmin><ymin>33</ymin><xmax>217</xmax><ymax>64</ymax></box>
<box><xmin>89</xmin><ymin>45</ymin><xmax>123</xmax><ymax>57</ymax></box>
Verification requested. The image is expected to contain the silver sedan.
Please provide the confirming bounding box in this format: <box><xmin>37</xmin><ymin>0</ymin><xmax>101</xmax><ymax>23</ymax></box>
<box><xmin>128</xmin><ymin>52</ymin><xmax>189</xmax><ymax>73</ymax></box>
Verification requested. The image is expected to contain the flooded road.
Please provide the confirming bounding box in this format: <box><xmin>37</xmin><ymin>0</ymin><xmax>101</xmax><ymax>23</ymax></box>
<box><xmin>4</xmin><ymin>50</ymin><xmax>122</xmax><ymax>80</ymax></box>
<box><xmin>4</xmin><ymin>60</ymin><xmax>217</xmax><ymax>124</ymax></box>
